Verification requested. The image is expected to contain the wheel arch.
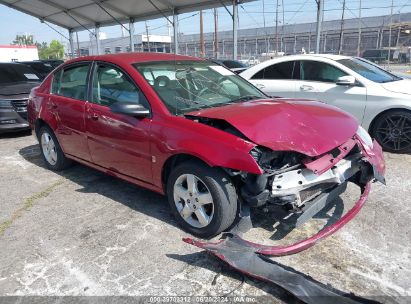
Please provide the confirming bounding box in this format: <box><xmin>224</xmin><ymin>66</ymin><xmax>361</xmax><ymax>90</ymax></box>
<box><xmin>34</xmin><ymin>118</ymin><xmax>49</xmax><ymax>138</ymax></box>
<box><xmin>161</xmin><ymin>153</ymin><xmax>213</xmax><ymax>192</ymax></box>
<box><xmin>368</xmin><ymin>107</ymin><xmax>411</xmax><ymax>135</ymax></box>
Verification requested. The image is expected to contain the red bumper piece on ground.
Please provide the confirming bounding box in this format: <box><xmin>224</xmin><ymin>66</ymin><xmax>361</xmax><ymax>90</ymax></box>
<box><xmin>184</xmin><ymin>181</ymin><xmax>371</xmax><ymax>257</ymax></box>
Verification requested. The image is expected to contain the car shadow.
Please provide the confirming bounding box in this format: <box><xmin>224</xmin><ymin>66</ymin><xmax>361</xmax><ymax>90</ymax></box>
<box><xmin>18</xmin><ymin>144</ymin><xmax>178</xmax><ymax>229</ymax></box>
<box><xmin>250</xmin><ymin>197</ymin><xmax>345</xmax><ymax>242</ymax></box>
<box><xmin>166</xmin><ymin>251</ymin><xmax>378</xmax><ymax>303</ymax></box>
<box><xmin>0</xmin><ymin>129</ymin><xmax>32</xmax><ymax>139</ymax></box>
<box><xmin>166</xmin><ymin>251</ymin><xmax>300</xmax><ymax>303</ymax></box>
<box><xmin>18</xmin><ymin>144</ymin><xmax>354</xmax><ymax>244</ymax></box>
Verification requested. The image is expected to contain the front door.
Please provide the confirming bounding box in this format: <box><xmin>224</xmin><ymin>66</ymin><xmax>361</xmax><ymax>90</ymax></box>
<box><xmin>85</xmin><ymin>62</ymin><xmax>153</xmax><ymax>183</ymax></box>
<box><xmin>294</xmin><ymin>60</ymin><xmax>367</xmax><ymax>123</ymax></box>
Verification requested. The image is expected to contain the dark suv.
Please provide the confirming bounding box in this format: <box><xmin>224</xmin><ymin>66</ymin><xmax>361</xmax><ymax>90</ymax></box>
<box><xmin>18</xmin><ymin>61</ymin><xmax>55</xmax><ymax>80</ymax></box>
<box><xmin>0</xmin><ymin>63</ymin><xmax>41</xmax><ymax>134</ymax></box>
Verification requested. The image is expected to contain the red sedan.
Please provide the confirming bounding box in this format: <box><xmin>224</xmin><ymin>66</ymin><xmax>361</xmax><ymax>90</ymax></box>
<box><xmin>27</xmin><ymin>53</ymin><xmax>385</xmax><ymax>240</ymax></box>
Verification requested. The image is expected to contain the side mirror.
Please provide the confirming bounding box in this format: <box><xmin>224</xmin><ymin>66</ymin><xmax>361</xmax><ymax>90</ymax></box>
<box><xmin>336</xmin><ymin>75</ymin><xmax>357</xmax><ymax>86</ymax></box>
<box><xmin>110</xmin><ymin>102</ymin><xmax>150</xmax><ymax>118</ymax></box>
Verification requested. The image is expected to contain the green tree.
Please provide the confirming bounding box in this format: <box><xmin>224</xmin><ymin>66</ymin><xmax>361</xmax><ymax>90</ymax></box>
<box><xmin>35</xmin><ymin>41</ymin><xmax>49</xmax><ymax>60</ymax></box>
<box><xmin>36</xmin><ymin>40</ymin><xmax>64</xmax><ymax>60</ymax></box>
<box><xmin>47</xmin><ymin>40</ymin><xmax>64</xmax><ymax>59</ymax></box>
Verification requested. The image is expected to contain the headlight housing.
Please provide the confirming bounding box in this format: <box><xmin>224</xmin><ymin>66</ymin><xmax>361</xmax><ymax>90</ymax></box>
<box><xmin>356</xmin><ymin>126</ymin><xmax>373</xmax><ymax>148</ymax></box>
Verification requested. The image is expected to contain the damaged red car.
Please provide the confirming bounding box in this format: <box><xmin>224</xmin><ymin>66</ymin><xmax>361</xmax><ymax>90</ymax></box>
<box><xmin>27</xmin><ymin>53</ymin><xmax>385</xmax><ymax>243</ymax></box>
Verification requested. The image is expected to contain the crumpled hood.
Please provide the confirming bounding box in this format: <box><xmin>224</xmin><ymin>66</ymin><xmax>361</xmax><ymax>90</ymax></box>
<box><xmin>381</xmin><ymin>79</ymin><xmax>411</xmax><ymax>95</ymax></box>
<box><xmin>186</xmin><ymin>99</ymin><xmax>359</xmax><ymax>157</ymax></box>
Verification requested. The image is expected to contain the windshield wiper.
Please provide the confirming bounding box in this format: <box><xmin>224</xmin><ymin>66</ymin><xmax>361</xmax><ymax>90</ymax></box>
<box><xmin>229</xmin><ymin>95</ymin><xmax>262</xmax><ymax>104</ymax></box>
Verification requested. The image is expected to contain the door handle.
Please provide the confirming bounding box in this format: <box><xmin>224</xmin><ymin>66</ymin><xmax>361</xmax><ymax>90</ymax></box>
<box><xmin>300</xmin><ymin>85</ymin><xmax>314</xmax><ymax>91</ymax></box>
<box><xmin>88</xmin><ymin>113</ymin><xmax>99</xmax><ymax>120</ymax></box>
<box><xmin>255</xmin><ymin>83</ymin><xmax>265</xmax><ymax>89</ymax></box>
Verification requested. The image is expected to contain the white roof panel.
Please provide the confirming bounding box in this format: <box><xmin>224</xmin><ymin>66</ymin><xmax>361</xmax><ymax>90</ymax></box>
<box><xmin>0</xmin><ymin>0</ymin><xmax>254</xmax><ymax>31</ymax></box>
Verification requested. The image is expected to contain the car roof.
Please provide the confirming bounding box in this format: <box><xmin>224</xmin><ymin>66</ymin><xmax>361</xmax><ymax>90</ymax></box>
<box><xmin>67</xmin><ymin>52</ymin><xmax>203</xmax><ymax>65</ymax></box>
<box><xmin>276</xmin><ymin>54</ymin><xmax>352</xmax><ymax>61</ymax></box>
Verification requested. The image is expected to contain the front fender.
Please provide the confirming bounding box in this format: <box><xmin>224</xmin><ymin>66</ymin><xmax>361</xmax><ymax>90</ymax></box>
<box><xmin>151</xmin><ymin>116</ymin><xmax>263</xmax><ymax>188</ymax></box>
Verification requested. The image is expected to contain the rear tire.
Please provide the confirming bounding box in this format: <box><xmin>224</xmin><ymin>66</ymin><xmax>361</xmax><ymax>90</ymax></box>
<box><xmin>371</xmin><ymin>110</ymin><xmax>411</xmax><ymax>153</ymax></box>
<box><xmin>38</xmin><ymin>126</ymin><xmax>72</xmax><ymax>171</ymax></box>
<box><xmin>166</xmin><ymin>160</ymin><xmax>238</xmax><ymax>238</ymax></box>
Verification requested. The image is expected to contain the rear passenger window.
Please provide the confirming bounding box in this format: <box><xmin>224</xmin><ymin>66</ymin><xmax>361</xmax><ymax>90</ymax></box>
<box><xmin>52</xmin><ymin>64</ymin><xmax>90</xmax><ymax>100</ymax></box>
<box><xmin>251</xmin><ymin>61</ymin><xmax>298</xmax><ymax>80</ymax></box>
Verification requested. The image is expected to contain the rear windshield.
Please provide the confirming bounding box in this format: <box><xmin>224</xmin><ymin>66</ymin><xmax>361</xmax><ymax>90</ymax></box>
<box><xmin>0</xmin><ymin>64</ymin><xmax>40</xmax><ymax>84</ymax></box>
<box><xmin>222</xmin><ymin>60</ymin><xmax>247</xmax><ymax>69</ymax></box>
<box><xmin>23</xmin><ymin>62</ymin><xmax>54</xmax><ymax>74</ymax></box>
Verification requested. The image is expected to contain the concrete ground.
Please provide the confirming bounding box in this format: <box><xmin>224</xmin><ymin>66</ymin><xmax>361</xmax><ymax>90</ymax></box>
<box><xmin>0</xmin><ymin>132</ymin><xmax>410</xmax><ymax>303</ymax></box>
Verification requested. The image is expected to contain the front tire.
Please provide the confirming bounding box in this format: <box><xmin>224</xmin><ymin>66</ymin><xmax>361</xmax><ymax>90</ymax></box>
<box><xmin>167</xmin><ymin>161</ymin><xmax>238</xmax><ymax>238</ymax></box>
<box><xmin>371</xmin><ymin>110</ymin><xmax>411</xmax><ymax>153</ymax></box>
<box><xmin>39</xmin><ymin>126</ymin><xmax>72</xmax><ymax>171</ymax></box>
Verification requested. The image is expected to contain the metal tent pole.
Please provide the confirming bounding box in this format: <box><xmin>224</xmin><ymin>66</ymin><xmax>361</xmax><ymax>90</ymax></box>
<box><xmin>95</xmin><ymin>24</ymin><xmax>101</xmax><ymax>55</ymax></box>
<box><xmin>76</xmin><ymin>31</ymin><xmax>80</xmax><ymax>57</ymax></box>
<box><xmin>129</xmin><ymin>18</ymin><xmax>135</xmax><ymax>52</ymax></box>
<box><xmin>338</xmin><ymin>0</ymin><xmax>346</xmax><ymax>55</ymax></box>
<box><xmin>232</xmin><ymin>0</ymin><xmax>238</xmax><ymax>60</ymax></box>
<box><xmin>315</xmin><ymin>0</ymin><xmax>324</xmax><ymax>54</ymax></box>
<box><xmin>68</xmin><ymin>30</ymin><xmax>75</xmax><ymax>59</ymax></box>
<box><xmin>173</xmin><ymin>11</ymin><xmax>179</xmax><ymax>54</ymax></box>
<box><xmin>388</xmin><ymin>0</ymin><xmax>394</xmax><ymax>69</ymax></box>
<box><xmin>357</xmin><ymin>0</ymin><xmax>362</xmax><ymax>56</ymax></box>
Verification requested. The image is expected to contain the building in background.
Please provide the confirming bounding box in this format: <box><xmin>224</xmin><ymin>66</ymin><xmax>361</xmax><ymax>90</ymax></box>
<box><xmin>0</xmin><ymin>45</ymin><xmax>39</xmax><ymax>62</ymax></box>
<box><xmin>77</xmin><ymin>34</ymin><xmax>171</xmax><ymax>56</ymax></box>
<box><xmin>178</xmin><ymin>12</ymin><xmax>411</xmax><ymax>60</ymax></box>
<box><xmin>76</xmin><ymin>12</ymin><xmax>411</xmax><ymax>62</ymax></box>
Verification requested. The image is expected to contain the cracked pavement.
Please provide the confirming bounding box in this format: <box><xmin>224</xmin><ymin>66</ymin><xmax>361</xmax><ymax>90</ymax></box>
<box><xmin>0</xmin><ymin>132</ymin><xmax>410</xmax><ymax>302</ymax></box>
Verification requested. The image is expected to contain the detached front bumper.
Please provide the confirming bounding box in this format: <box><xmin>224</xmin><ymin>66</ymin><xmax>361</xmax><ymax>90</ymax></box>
<box><xmin>186</xmin><ymin>135</ymin><xmax>385</xmax><ymax>257</ymax></box>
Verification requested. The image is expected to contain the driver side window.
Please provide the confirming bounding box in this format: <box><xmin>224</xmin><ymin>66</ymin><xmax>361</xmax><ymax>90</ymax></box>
<box><xmin>301</xmin><ymin>61</ymin><xmax>347</xmax><ymax>83</ymax></box>
<box><xmin>91</xmin><ymin>64</ymin><xmax>148</xmax><ymax>107</ymax></box>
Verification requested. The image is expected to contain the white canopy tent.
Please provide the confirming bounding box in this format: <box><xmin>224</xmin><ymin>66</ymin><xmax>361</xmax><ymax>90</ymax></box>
<box><xmin>0</xmin><ymin>0</ymin><xmax>256</xmax><ymax>59</ymax></box>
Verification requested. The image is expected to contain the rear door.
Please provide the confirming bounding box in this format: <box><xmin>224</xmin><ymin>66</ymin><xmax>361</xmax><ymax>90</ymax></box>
<box><xmin>85</xmin><ymin>62</ymin><xmax>153</xmax><ymax>183</ymax></box>
<box><xmin>248</xmin><ymin>61</ymin><xmax>299</xmax><ymax>98</ymax></box>
<box><xmin>50</xmin><ymin>62</ymin><xmax>91</xmax><ymax>161</ymax></box>
<box><xmin>294</xmin><ymin>60</ymin><xmax>367</xmax><ymax>123</ymax></box>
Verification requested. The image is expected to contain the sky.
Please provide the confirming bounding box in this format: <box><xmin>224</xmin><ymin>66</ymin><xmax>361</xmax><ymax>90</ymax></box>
<box><xmin>1</xmin><ymin>0</ymin><xmax>411</xmax><ymax>47</ymax></box>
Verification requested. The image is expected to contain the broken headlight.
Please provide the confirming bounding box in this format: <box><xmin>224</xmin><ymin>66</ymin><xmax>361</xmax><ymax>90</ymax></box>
<box><xmin>356</xmin><ymin>126</ymin><xmax>373</xmax><ymax>148</ymax></box>
<box><xmin>250</xmin><ymin>146</ymin><xmax>303</xmax><ymax>174</ymax></box>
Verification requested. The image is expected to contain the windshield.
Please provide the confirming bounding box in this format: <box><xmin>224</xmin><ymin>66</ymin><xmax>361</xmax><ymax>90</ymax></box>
<box><xmin>0</xmin><ymin>64</ymin><xmax>40</xmax><ymax>84</ymax></box>
<box><xmin>134</xmin><ymin>60</ymin><xmax>266</xmax><ymax>114</ymax></box>
<box><xmin>337</xmin><ymin>58</ymin><xmax>401</xmax><ymax>83</ymax></box>
<box><xmin>222</xmin><ymin>60</ymin><xmax>248</xmax><ymax>69</ymax></box>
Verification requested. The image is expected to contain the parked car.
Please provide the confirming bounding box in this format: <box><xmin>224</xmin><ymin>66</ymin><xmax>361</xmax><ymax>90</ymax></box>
<box><xmin>241</xmin><ymin>54</ymin><xmax>411</xmax><ymax>153</ymax></box>
<box><xmin>209</xmin><ymin>59</ymin><xmax>249</xmax><ymax>74</ymax></box>
<box><xmin>28</xmin><ymin>53</ymin><xmax>384</xmax><ymax>238</ymax></box>
<box><xmin>362</xmin><ymin>49</ymin><xmax>393</xmax><ymax>63</ymax></box>
<box><xmin>0</xmin><ymin>62</ymin><xmax>41</xmax><ymax>134</ymax></box>
<box><xmin>40</xmin><ymin>59</ymin><xmax>64</xmax><ymax>68</ymax></box>
<box><xmin>18</xmin><ymin>61</ymin><xmax>54</xmax><ymax>80</ymax></box>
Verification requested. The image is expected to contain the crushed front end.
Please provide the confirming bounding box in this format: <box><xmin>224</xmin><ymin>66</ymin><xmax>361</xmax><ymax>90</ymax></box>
<box><xmin>203</xmin><ymin>127</ymin><xmax>386</xmax><ymax>256</ymax></box>
<box><xmin>239</xmin><ymin>125</ymin><xmax>385</xmax><ymax>229</ymax></box>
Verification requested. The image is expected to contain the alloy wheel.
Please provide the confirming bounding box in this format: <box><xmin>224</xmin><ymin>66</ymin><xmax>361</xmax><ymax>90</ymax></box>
<box><xmin>173</xmin><ymin>174</ymin><xmax>214</xmax><ymax>228</ymax></box>
<box><xmin>41</xmin><ymin>132</ymin><xmax>58</xmax><ymax>165</ymax></box>
<box><xmin>374</xmin><ymin>113</ymin><xmax>411</xmax><ymax>151</ymax></box>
